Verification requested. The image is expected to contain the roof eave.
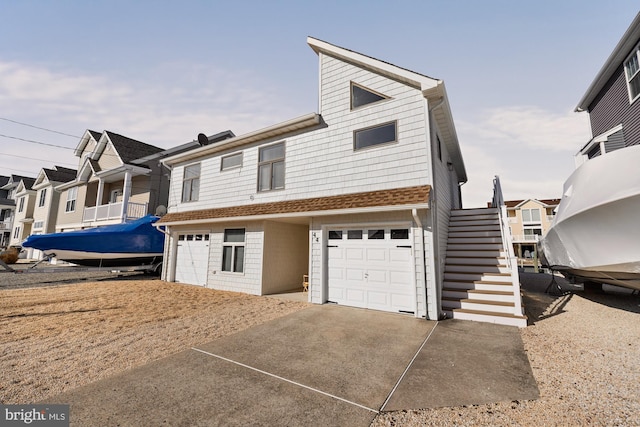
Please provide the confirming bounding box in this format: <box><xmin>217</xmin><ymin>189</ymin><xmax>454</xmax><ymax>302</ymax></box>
<box><xmin>576</xmin><ymin>12</ymin><xmax>640</xmax><ymax>112</ymax></box>
<box><xmin>157</xmin><ymin>203</ymin><xmax>430</xmax><ymax>227</ymax></box>
<box><xmin>162</xmin><ymin>113</ymin><xmax>322</xmax><ymax>166</ymax></box>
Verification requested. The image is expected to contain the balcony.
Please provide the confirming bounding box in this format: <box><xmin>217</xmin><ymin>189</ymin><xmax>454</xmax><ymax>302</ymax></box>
<box><xmin>511</xmin><ymin>234</ymin><xmax>541</xmax><ymax>243</ymax></box>
<box><xmin>83</xmin><ymin>201</ymin><xmax>148</xmax><ymax>223</ymax></box>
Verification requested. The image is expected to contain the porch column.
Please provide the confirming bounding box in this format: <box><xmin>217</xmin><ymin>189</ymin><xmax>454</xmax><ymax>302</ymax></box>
<box><xmin>96</xmin><ymin>178</ymin><xmax>104</xmax><ymax>207</ymax></box>
<box><xmin>121</xmin><ymin>170</ymin><xmax>132</xmax><ymax>222</ymax></box>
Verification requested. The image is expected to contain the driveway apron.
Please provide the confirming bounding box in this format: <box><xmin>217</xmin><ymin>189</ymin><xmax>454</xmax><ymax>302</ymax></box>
<box><xmin>47</xmin><ymin>305</ymin><xmax>436</xmax><ymax>426</ymax></box>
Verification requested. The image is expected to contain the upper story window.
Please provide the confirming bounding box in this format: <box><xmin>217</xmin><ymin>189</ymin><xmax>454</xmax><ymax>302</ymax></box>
<box><xmin>521</xmin><ymin>208</ymin><xmax>541</xmax><ymax>223</ymax></box>
<box><xmin>182</xmin><ymin>163</ymin><xmax>200</xmax><ymax>202</ymax></box>
<box><xmin>258</xmin><ymin>142</ymin><xmax>285</xmax><ymax>192</ymax></box>
<box><xmin>354</xmin><ymin>121</ymin><xmax>397</xmax><ymax>150</ymax></box>
<box><xmin>18</xmin><ymin>197</ymin><xmax>25</xmax><ymax>213</ymax></box>
<box><xmin>350</xmin><ymin>82</ymin><xmax>389</xmax><ymax>109</ymax></box>
<box><xmin>221</xmin><ymin>152</ymin><xmax>243</xmax><ymax>171</ymax></box>
<box><xmin>65</xmin><ymin>187</ymin><xmax>78</xmax><ymax>212</ymax></box>
<box><xmin>38</xmin><ymin>189</ymin><xmax>47</xmax><ymax>207</ymax></box>
<box><xmin>624</xmin><ymin>45</ymin><xmax>640</xmax><ymax>103</ymax></box>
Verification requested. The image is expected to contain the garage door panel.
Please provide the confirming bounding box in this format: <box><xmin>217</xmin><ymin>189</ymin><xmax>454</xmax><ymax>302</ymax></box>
<box><xmin>175</xmin><ymin>234</ymin><xmax>210</xmax><ymax>286</ymax></box>
<box><xmin>346</xmin><ymin>248</ymin><xmax>364</xmax><ymax>260</ymax></box>
<box><xmin>327</xmin><ymin>227</ymin><xmax>414</xmax><ymax>314</ymax></box>
<box><xmin>366</xmin><ymin>248</ymin><xmax>387</xmax><ymax>261</ymax></box>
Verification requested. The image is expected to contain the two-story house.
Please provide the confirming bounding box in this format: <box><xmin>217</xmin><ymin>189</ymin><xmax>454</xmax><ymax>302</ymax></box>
<box><xmin>156</xmin><ymin>37</ymin><xmax>469</xmax><ymax>321</ymax></box>
<box><xmin>54</xmin><ymin>129</ymin><xmax>235</xmax><ymax>233</ymax></box>
<box><xmin>0</xmin><ymin>175</ymin><xmax>15</xmax><ymax>248</ymax></box>
<box><xmin>7</xmin><ymin>177</ymin><xmax>37</xmax><ymax>250</ymax></box>
<box><xmin>1</xmin><ymin>174</ymin><xmax>35</xmax><ymax>249</ymax></box>
<box><xmin>28</xmin><ymin>166</ymin><xmax>77</xmax><ymax>259</ymax></box>
<box><xmin>504</xmin><ymin>198</ymin><xmax>560</xmax><ymax>260</ymax></box>
<box><xmin>575</xmin><ymin>12</ymin><xmax>640</xmax><ymax>159</ymax></box>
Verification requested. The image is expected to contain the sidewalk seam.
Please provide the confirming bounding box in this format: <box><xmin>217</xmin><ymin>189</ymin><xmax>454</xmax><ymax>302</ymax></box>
<box><xmin>380</xmin><ymin>321</ymin><xmax>439</xmax><ymax>412</ymax></box>
<box><xmin>191</xmin><ymin>347</ymin><xmax>379</xmax><ymax>414</ymax></box>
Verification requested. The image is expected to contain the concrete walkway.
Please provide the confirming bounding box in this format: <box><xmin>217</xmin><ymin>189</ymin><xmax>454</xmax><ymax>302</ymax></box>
<box><xmin>47</xmin><ymin>305</ymin><xmax>538</xmax><ymax>426</ymax></box>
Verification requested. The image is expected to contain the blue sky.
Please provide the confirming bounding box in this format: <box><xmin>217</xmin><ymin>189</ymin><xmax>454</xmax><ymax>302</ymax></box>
<box><xmin>0</xmin><ymin>1</ymin><xmax>638</xmax><ymax>207</ymax></box>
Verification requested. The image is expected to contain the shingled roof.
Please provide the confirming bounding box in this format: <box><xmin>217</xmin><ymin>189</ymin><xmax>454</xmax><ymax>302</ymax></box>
<box><xmin>43</xmin><ymin>166</ymin><xmax>77</xmax><ymax>183</ymax></box>
<box><xmin>158</xmin><ymin>185</ymin><xmax>431</xmax><ymax>225</ymax></box>
<box><xmin>105</xmin><ymin>131</ymin><xmax>163</xmax><ymax>164</ymax></box>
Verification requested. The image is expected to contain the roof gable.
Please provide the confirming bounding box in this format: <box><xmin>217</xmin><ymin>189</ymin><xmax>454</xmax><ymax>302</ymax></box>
<box><xmin>104</xmin><ymin>131</ymin><xmax>163</xmax><ymax>164</ymax></box>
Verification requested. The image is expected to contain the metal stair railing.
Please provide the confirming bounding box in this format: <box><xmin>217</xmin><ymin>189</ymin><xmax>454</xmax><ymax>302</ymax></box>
<box><xmin>491</xmin><ymin>175</ymin><xmax>523</xmax><ymax>317</ymax></box>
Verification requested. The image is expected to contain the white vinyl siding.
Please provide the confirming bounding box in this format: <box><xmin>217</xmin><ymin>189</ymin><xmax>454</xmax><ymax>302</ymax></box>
<box><xmin>166</xmin><ymin>56</ymin><xmax>431</xmax><ymax>213</ymax></box>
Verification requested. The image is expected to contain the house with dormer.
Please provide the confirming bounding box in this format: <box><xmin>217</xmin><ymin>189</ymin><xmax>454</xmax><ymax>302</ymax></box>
<box><xmin>155</xmin><ymin>37</ymin><xmax>473</xmax><ymax>321</ymax></box>
<box><xmin>6</xmin><ymin>177</ymin><xmax>36</xmax><ymax>249</ymax></box>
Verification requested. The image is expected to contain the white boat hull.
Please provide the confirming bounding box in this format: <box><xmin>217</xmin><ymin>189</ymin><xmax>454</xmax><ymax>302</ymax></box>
<box><xmin>540</xmin><ymin>145</ymin><xmax>640</xmax><ymax>291</ymax></box>
<box><xmin>44</xmin><ymin>249</ymin><xmax>163</xmax><ymax>268</ymax></box>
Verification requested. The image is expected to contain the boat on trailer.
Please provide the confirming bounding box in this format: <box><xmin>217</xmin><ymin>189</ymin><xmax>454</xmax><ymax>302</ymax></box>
<box><xmin>540</xmin><ymin>145</ymin><xmax>640</xmax><ymax>291</ymax></box>
<box><xmin>22</xmin><ymin>215</ymin><xmax>165</xmax><ymax>268</ymax></box>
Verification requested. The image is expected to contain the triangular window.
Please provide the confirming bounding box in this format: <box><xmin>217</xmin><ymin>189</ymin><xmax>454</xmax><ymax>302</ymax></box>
<box><xmin>351</xmin><ymin>82</ymin><xmax>389</xmax><ymax>109</ymax></box>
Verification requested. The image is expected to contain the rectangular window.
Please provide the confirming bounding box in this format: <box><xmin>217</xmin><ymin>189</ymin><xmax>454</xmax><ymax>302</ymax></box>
<box><xmin>347</xmin><ymin>230</ymin><xmax>363</xmax><ymax>239</ymax></box>
<box><xmin>521</xmin><ymin>208</ymin><xmax>541</xmax><ymax>223</ymax></box>
<box><xmin>222</xmin><ymin>228</ymin><xmax>245</xmax><ymax>273</ymax></box>
<box><xmin>65</xmin><ymin>187</ymin><xmax>77</xmax><ymax>212</ymax></box>
<box><xmin>258</xmin><ymin>142</ymin><xmax>285</xmax><ymax>192</ymax></box>
<box><xmin>13</xmin><ymin>226</ymin><xmax>20</xmax><ymax>239</ymax></box>
<box><xmin>18</xmin><ymin>197</ymin><xmax>25</xmax><ymax>213</ymax></box>
<box><xmin>33</xmin><ymin>221</ymin><xmax>44</xmax><ymax>230</ymax></box>
<box><xmin>437</xmin><ymin>135</ymin><xmax>442</xmax><ymax>161</ymax></box>
<box><xmin>221</xmin><ymin>152</ymin><xmax>243</xmax><ymax>171</ymax></box>
<box><xmin>368</xmin><ymin>229</ymin><xmax>385</xmax><ymax>240</ymax></box>
<box><xmin>354</xmin><ymin>121</ymin><xmax>397</xmax><ymax>150</ymax></box>
<box><xmin>624</xmin><ymin>45</ymin><xmax>640</xmax><ymax>102</ymax></box>
<box><xmin>391</xmin><ymin>229</ymin><xmax>409</xmax><ymax>240</ymax></box>
<box><xmin>38</xmin><ymin>189</ymin><xmax>47</xmax><ymax>207</ymax></box>
<box><xmin>182</xmin><ymin>164</ymin><xmax>200</xmax><ymax>202</ymax></box>
<box><xmin>328</xmin><ymin>230</ymin><xmax>343</xmax><ymax>240</ymax></box>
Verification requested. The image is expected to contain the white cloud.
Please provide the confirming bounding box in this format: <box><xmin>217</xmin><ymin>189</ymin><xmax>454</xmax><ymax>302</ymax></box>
<box><xmin>0</xmin><ymin>60</ymin><xmax>302</xmax><ymax>177</ymax></box>
<box><xmin>457</xmin><ymin>106</ymin><xmax>590</xmax><ymax>208</ymax></box>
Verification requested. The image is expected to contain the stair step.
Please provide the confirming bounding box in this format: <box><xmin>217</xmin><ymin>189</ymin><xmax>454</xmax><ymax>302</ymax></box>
<box><xmin>449</xmin><ymin>221</ymin><xmax>500</xmax><ymax>232</ymax></box>
<box><xmin>445</xmin><ymin>257</ymin><xmax>508</xmax><ymax>266</ymax></box>
<box><xmin>442</xmin><ymin>297</ymin><xmax>515</xmax><ymax>313</ymax></box>
<box><xmin>442</xmin><ymin>288</ymin><xmax>515</xmax><ymax>302</ymax></box>
<box><xmin>448</xmin><ymin>230</ymin><xmax>502</xmax><ymax>238</ymax></box>
<box><xmin>443</xmin><ymin>280</ymin><xmax>514</xmax><ymax>292</ymax></box>
<box><xmin>446</xmin><ymin>250</ymin><xmax>506</xmax><ymax>258</ymax></box>
<box><xmin>442</xmin><ymin>308</ymin><xmax>528</xmax><ymax>328</ymax></box>
<box><xmin>444</xmin><ymin>272</ymin><xmax>513</xmax><ymax>282</ymax></box>
<box><xmin>448</xmin><ymin>236</ymin><xmax>503</xmax><ymax>244</ymax></box>
<box><xmin>451</xmin><ymin>208</ymin><xmax>498</xmax><ymax>217</ymax></box>
<box><xmin>446</xmin><ymin>243</ymin><xmax>504</xmax><ymax>251</ymax></box>
<box><xmin>445</xmin><ymin>264</ymin><xmax>511</xmax><ymax>274</ymax></box>
<box><xmin>449</xmin><ymin>218</ymin><xmax>500</xmax><ymax>226</ymax></box>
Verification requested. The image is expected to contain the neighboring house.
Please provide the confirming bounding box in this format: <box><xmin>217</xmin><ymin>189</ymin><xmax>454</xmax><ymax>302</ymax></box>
<box><xmin>156</xmin><ymin>37</ymin><xmax>467</xmax><ymax>321</ymax></box>
<box><xmin>0</xmin><ymin>175</ymin><xmax>14</xmax><ymax>248</ymax></box>
<box><xmin>7</xmin><ymin>177</ymin><xmax>36</xmax><ymax>250</ymax></box>
<box><xmin>504</xmin><ymin>198</ymin><xmax>560</xmax><ymax>259</ymax></box>
<box><xmin>29</xmin><ymin>166</ymin><xmax>77</xmax><ymax>259</ymax></box>
<box><xmin>54</xmin><ymin>129</ymin><xmax>234</xmax><ymax>232</ymax></box>
<box><xmin>575</xmin><ymin>12</ymin><xmax>640</xmax><ymax>162</ymax></box>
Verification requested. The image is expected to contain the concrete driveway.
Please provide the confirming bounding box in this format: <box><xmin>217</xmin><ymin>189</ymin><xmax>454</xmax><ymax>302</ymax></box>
<box><xmin>47</xmin><ymin>305</ymin><xmax>538</xmax><ymax>426</ymax></box>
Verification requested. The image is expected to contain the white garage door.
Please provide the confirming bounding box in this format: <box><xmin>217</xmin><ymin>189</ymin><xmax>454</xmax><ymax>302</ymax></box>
<box><xmin>175</xmin><ymin>233</ymin><xmax>210</xmax><ymax>286</ymax></box>
<box><xmin>327</xmin><ymin>227</ymin><xmax>414</xmax><ymax>314</ymax></box>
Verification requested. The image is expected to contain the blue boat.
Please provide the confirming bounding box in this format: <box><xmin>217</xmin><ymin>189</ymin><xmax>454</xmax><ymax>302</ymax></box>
<box><xmin>22</xmin><ymin>215</ymin><xmax>165</xmax><ymax>267</ymax></box>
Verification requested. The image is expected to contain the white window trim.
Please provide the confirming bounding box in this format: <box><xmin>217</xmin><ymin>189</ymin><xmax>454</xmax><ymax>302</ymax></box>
<box><xmin>221</xmin><ymin>228</ymin><xmax>245</xmax><ymax>274</ymax></box>
<box><xmin>181</xmin><ymin>163</ymin><xmax>201</xmax><ymax>203</ymax></box>
<box><xmin>624</xmin><ymin>43</ymin><xmax>640</xmax><ymax>104</ymax></box>
<box><xmin>65</xmin><ymin>187</ymin><xmax>78</xmax><ymax>213</ymax></box>
<box><xmin>221</xmin><ymin>152</ymin><xmax>243</xmax><ymax>171</ymax></box>
<box><xmin>38</xmin><ymin>189</ymin><xmax>47</xmax><ymax>207</ymax></box>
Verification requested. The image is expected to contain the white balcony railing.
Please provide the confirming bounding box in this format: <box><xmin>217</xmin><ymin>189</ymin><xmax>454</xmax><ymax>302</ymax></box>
<box><xmin>511</xmin><ymin>234</ymin><xmax>541</xmax><ymax>243</ymax></box>
<box><xmin>83</xmin><ymin>201</ymin><xmax>148</xmax><ymax>223</ymax></box>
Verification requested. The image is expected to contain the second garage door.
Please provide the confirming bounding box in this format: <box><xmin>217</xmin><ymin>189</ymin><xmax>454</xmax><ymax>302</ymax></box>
<box><xmin>175</xmin><ymin>233</ymin><xmax>210</xmax><ymax>286</ymax></box>
<box><xmin>327</xmin><ymin>227</ymin><xmax>414</xmax><ymax>314</ymax></box>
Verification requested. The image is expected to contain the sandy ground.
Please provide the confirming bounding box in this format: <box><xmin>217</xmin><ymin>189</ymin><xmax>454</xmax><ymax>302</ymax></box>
<box><xmin>2</xmin><ymin>271</ymin><xmax>639</xmax><ymax>426</ymax></box>
<box><xmin>0</xmin><ymin>278</ymin><xmax>309</xmax><ymax>404</ymax></box>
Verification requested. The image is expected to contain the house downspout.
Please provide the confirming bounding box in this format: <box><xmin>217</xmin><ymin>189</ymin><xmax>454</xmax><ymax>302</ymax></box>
<box><xmin>412</xmin><ymin>208</ymin><xmax>427</xmax><ymax>318</ymax></box>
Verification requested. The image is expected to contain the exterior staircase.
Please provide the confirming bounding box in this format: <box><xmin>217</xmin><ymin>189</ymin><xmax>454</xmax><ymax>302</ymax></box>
<box><xmin>442</xmin><ymin>207</ymin><xmax>528</xmax><ymax>327</ymax></box>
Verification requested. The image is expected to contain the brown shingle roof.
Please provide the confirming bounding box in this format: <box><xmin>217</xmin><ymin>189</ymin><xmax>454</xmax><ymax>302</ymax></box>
<box><xmin>158</xmin><ymin>185</ymin><xmax>431</xmax><ymax>225</ymax></box>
